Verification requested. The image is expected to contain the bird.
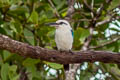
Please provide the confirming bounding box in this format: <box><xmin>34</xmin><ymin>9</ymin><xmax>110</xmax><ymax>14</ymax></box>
<box><xmin>47</xmin><ymin>19</ymin><xmax>74</xmax><ymax>70</ymax></box>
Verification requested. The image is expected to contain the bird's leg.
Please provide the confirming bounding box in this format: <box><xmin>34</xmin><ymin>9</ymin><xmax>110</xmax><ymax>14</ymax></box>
<box><xmin>69</xmin><ymin>50</ymin><xmax>74</xmax><ymax>55</ymax></box>
<box><xmin>59</xmin><ymin>49</ymin><xmax>73</xmax><ymax>54</ymax></box>
<box><xmin>59</xmin><ymin>49</ymin><xmax>66</xmax><ymax>53</ymax></box>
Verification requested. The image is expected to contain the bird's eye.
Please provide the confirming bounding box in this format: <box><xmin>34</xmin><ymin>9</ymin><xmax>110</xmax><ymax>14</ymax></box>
<box><xmin>59</xmin><ymin>22</ymin><xmax>67</xmax><ymax>25</ymax></box>
<box><xmin>59</xmin><ymin>22</ymin><xmax>64</xmax><ymax>24</ymax></box>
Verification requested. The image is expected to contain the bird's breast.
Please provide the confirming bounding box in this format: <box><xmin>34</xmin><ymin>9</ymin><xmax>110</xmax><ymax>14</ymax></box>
<box><xmin>55</xmin><ymin>28</ymin><xmax>73</xmax><ymax>50</ymax></box>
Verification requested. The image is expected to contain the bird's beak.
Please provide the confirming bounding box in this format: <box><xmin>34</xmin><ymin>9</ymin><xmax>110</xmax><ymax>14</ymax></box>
<box><xmin>45</xmin><ymin>22</ymin><xmax>59</xmax><ymax>27</ymax></box>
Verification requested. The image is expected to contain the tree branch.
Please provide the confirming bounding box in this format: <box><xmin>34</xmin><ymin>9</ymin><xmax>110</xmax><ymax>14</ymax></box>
<box><xmin>82</xmin><ymin>27</ymin><xmax>94</xmax><ymax>50</ymax></box>
<box><xmin>90</xmin><ymin>36</ymin><xmax>120</xmax><ymax>49</ymax></box>
<box><xmin>48</xmin><ymin>0</ymin><xmax>60</xmax><ymax>18</ymax></box>
<box><xmin>95</xmin><ymin>15</ymin><xmax>120</xmax><ymax>27</ymax></box>
<box><xmin>83</xmin><ymin>0</ymin><xmax>95</xmax><ymax>14</ymax></box>
<box><xmin>0</xmin><ymin>34</ymin><xmax>120</xmax><ymax>64</ymax></box>
<box><xmin>65</xmin><ymin>1</ymin><xmax>76</xmax><ymax>80</ymax></box>
<box><xmin>65</xmin><ymin>0</ymin><xmax>75</xmax><ymax>20</ymax></box>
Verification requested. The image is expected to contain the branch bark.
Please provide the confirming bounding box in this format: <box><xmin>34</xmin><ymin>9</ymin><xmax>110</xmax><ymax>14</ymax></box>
<box><xmin>0</xmin><ymin>34</ymin><xmax>120</xmax><ymax>64</ymax></box>
<box><xmin>65</xmin><ymin>0</ymin><xmax>75</xmax><ymax>20</ymax></box>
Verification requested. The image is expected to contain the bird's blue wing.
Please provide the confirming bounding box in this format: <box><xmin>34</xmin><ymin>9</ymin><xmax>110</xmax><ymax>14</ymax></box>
<box><xmin>71</xmin><ymin>29</ymin><xmax>74</xmax><ymax>37</ymax></box>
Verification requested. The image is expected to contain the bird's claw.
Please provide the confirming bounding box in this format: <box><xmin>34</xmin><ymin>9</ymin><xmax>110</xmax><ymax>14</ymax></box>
<box><xmin>69</xmin><ymin>50</ymin><xmax>74</xmax><ymax>55</ymax></box>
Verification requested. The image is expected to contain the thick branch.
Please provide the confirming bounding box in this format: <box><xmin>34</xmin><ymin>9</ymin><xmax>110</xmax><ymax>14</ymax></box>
<box><xmin>0</xmin><ymin>34</ymin><xmax>120</xmax><ymax>64</ymax></box>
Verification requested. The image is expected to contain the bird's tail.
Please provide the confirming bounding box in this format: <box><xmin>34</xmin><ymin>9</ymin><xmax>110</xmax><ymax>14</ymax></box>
<box><xmin>64</xmin><ymin>64</ymin><xmax>69</xmax><ymax>71</ymax></box>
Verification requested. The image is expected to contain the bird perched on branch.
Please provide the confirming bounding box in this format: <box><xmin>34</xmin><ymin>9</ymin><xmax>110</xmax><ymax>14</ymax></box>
<box><xmin>47</xmin><ymin>20</ymin><xmax>74</xmax><ymax>70</ymax></box>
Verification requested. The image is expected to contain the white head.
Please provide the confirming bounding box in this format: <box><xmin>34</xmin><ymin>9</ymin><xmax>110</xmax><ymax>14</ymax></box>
<box><xmin>47</xmin><ymin>20</ymin><xmax>72</xmax><ymax>29</ymax></box>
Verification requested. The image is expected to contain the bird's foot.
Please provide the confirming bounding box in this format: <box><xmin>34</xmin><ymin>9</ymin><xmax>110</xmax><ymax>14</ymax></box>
<box><xmin>69</xmin><ymin>50</ymin><xmax>74</xmax><ymax>55</ymax></box>
<box><xmin>59</xmin><ymin>50</ymin><xmax>74</xmax><ymax>55</ymax></box>
<box><xmin>59</xmin><ymin>50</ymin><xmax>66</xmax><ymax>53</ymax></box>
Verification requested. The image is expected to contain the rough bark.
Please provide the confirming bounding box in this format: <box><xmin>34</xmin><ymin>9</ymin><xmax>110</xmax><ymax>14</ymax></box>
<box><xmin>0</xmin><ymin>34</ymin><xmax>120</xmax><ymax>64</ymax></box>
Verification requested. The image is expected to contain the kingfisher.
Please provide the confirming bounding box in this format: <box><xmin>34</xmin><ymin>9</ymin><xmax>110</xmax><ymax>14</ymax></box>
<box><xmin>47</xmin><ymin>20</ymin><xmax>74</xmax><ymax>70</ymax></box>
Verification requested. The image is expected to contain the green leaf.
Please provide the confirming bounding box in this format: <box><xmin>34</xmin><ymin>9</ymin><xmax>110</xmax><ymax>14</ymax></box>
<box><xmin>28</xmin><ymin>11</ymin><xmax>38</xmax><ymax>24</ymax></box>
<box><xmin>25</xmin><ymin>64</ymin><xmax>41</xmax><ymax>79</ymax></box>
<box><xmin>45</xmin><ymin>10</ymin><xmax>53</xmax><ymax>18</ymax></box>
<box><xmin>9</xmin><ymin>65</ymin><xmax>17</xmax><ymax>73</ymax></box>
<box><xmin>75</xmin><ymin>27</ymin><xmax>90</xmax><ymax>44</ymax></box>
<box><xmin>53</xmin><ymin>0</ymin><xmax>61</xmax><ymax>5</ymax></box>
<box><xmin>80</xmin><ymin>28</ymin><xmax>90</xmax><ymax>43</ymax></box>
<box><xmin>46</xmin><ymin>62</ymin><xmax>63</xmax><ymax>69</ymax></box>
<box><xmin>0</xmin><ymin>27</ymin><xmax>6</xmax><ymax>34</ymax></box>
<box><xmin>108</xmin><ymin>0</ymin><xmax>120</xmax><ymax>10</ymax></box>
<box><xmin>23</xmin><ymin>58</ymin><xmax>41</xmax><ymax>79</ymax></box>
<box><xmin>11</xmin><ymin>75</ymin><xmax>20</xmax><ymax>80</ymax></box>
<box><xmin>12</xmin><ymin>21</ymin><xmax>22</xmax><ymax>33</ymax></box>
<box><xmin>23</xmin><ymin>58</ymin><xmax>40</xmax><ymax>66</ymax></box>
<box><xmin>8</xmin><ymin>65</ymin><xmax>19</xmax><ymax>80</ymax></box>
<box><xmin>109</xmin><ymin>27</ymin><xmax>120</xmax><ymax>32</ymax></box>
<box><xmin>9</xmin><ymin>5</ymin><xmax>27</xmax><ymax>15</ymax></box>
<box><xmin>24</xmin><ymin>28</ymin><xmax>35</xmax><ymax>45</ymax></box>
<box><xmin>10</xmin><ymin>0</ymin><xmax>19</xmax><ymax>4</ymax></box>
<box><xmin>1</xmin><ymin>63</ymin><xmax>9</xmax><ymax>80</ymax></box>
<box><xmin>3</xmin><ymin>50</ymin><xmax>11</xmax><ymax>61</ymax></box>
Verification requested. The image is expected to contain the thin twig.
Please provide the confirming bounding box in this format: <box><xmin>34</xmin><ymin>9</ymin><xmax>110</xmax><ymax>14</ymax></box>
<box><xmin>48</xmin><ymin>0</ymin><xmax>60</xmax><ymax>18</ymax></box>
<box><xmin>90</xmin><ymin>36</ymin><xmax>120</xmax><ymax>49</ymax></box>
<box><xmin>82</xmin><ymin>27</ymin><xmax>94</xmax><ymax>50</ymax></box>
<box><xmin>83</xmin><ymin>0</ymin><xmax>95</xmax><ymax>14</ymax></box>
<box><xmin>96</xmin><ymin>4</ymin><xmax>104</xmax><ymax>19</ymax></box>
<box><xmin>95</xmin><ymin>15</ymin><xmax>120</xmax><ymax>27</ymax></box>
<box><xmin>107</xmin><ymin>5</ymin><xmax>120</xmax><ymax>15</ymax></box>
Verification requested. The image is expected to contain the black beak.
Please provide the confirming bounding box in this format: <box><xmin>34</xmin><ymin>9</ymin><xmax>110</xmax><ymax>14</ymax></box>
<box><xmin>45</xmin><ymin>22</ymin><xmax>59</xmax><ymax>26</ymax></box>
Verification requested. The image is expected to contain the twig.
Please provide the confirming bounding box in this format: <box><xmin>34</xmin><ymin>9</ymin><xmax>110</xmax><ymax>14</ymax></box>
<box><xmin>96</xmin><ymin>4</ymin><xmax>104</xmax><ymax>19</ymax></box>
<box><xmin>83</xmin><ymin>0</ymin><xmax>95</xmax><ymax>14</ymax></box>
<box><xmin>71</xmin><ymin>19</ymin><xmax>91</xmax><ymax>22</ymax></box>
<box><xmin>19</xmin><ymin>68</ymin><xmax>28</xmax><ymax>80</ymax></box>
<box><xmin>48</xmin><ymin>0</ymin><xmax>60</xmax><ymax>18</ymax></box>
<box><xmin>95</xmin><ymin>1</ymin><xmax>120</xmax><ymax>27</ymax></box>
<box><xmin>90</xmin><ymin>36</ymin><xmax>120</xmax><ymax>49</ymax></box>
<box><xmin>107</xmin><ymin>5</ymin><xmax>120</xmax><ymax>15</ymax></box>
<box><xmin>82</xmin><ymin>27</ymin><xmax>94</xmax><ymax>50</ymax></box>
<box><xmin>95</xmin><ymin>15</ymin><xmax>120</xmax><ymax>27</ymax></box>
<box><xmin>95</xmin><ymin>0</ymin><xmax>112</xmax><ymax>20</ymax></box>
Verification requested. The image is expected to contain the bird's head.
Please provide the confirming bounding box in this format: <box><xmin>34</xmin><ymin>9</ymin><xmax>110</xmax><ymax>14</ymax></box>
<box><xmin>46</xmin><ymin>20</ymin><xmax>71</xmax><ymax>29</ymax></box>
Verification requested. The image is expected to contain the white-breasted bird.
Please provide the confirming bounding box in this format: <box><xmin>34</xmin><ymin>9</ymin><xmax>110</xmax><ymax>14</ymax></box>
<box><xmin>47</xmin><ymin>20</ymin><xmax>74</xmax><ymax>70</ymax></box>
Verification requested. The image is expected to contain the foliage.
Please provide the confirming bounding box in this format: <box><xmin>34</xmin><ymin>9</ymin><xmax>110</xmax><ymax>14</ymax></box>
<box><xmin>0</xmin><ymin>0</ymin><xmax>120</xmax><ymax>80</ymax></box>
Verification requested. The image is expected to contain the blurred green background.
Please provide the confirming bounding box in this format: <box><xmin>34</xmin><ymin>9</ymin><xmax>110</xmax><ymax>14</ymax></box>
<box><xmin>0</xmin><ymin>0</ymin><xmax>120</xmax><ymax>80</ymax></box>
